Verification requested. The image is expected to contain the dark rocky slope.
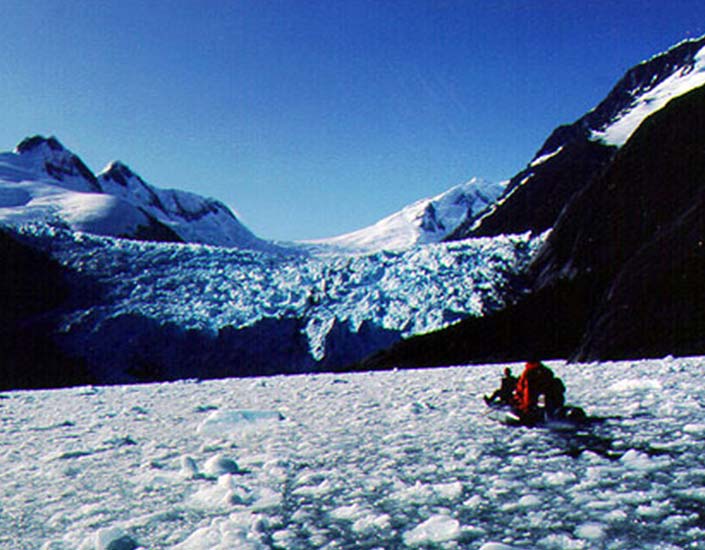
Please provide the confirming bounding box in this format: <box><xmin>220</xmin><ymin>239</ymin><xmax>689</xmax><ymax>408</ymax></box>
<box><xmin>535</xmin><ymin>82</ymin><xmax>705</xmax><ymax>360</ymax></box>
<box><xmin>450</xmin><ymin>35</ymin><xmax>705</xmax><ymax>239</ymax></box>
<box><xmin>0</xmin><ymin>230</ymin><xmax>93</xmax><ymax>389</ymax></box>
<box><xmin>359</xmin><ymin>82</ymin><xmax>705</xmax><ymax>369</ymax></box>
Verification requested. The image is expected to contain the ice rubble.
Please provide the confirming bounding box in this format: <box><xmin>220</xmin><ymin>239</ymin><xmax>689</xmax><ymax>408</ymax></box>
<box><xmin>197</xmin><ymin>410</ymin><xmax>284</xmax><ymax>438</ymax></box>
<box><xmin>3</xmin><ymin>356</ymin><xmax>705</xmax><ymax>549</ymax></box>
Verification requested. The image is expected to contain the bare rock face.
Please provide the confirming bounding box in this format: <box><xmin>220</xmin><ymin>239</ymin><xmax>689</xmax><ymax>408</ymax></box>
<box><xmin>533</xmin><ymin>83</ymin><xmax>705</xmax><ymax>360</ymax></box>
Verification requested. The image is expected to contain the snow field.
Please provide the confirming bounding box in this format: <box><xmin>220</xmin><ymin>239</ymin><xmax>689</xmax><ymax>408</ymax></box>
<box><xmin>2</xmin><ymin>357</ymin><xmax>705</xmax><ymax>548</ymax></box>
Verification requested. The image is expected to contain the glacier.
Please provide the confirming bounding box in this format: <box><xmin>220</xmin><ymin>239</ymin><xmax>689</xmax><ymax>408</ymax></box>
<box><xmin>15</xmin><ymin>224</ymin><xmax>545</xmax><ymax>381</ymax></box>
<box><xmin>0</xmin><ymin>134</ymin><xmax>545</xmax><ymax>382</ymax></box>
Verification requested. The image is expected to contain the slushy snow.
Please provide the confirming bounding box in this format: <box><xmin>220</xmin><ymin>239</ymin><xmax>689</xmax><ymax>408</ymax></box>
<box><xmin>2</xmin><ymin>357</ymin><xmax>705</xmax><ymax>548</ymax></box>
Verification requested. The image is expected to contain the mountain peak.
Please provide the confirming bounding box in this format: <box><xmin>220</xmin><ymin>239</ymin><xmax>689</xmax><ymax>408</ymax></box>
<box><xmin>462</xmin><ymin>34</ymin><xmax>705</xmax><ymax>240</ymax></box>
<box><xmin>306</xmin><ymin>177</ymin><xmax>503</xmax><ymax>252</ymax></box>
<box><xmin>94</xmin><ymin>158</ymin><xmax>264</xmax><ymax>248</ymax></box>
<box><xmin>99</xmin><ymin>161</ymin><xmax>143</xmax><ymax>188</ymax></box>
<box><xmin>586</xmin><ymin>34</ymin><xmax>705</xmax><ymax>147</ymax></box>
<box><xmin>15</xmin><ymin>135</ymin><xmax>67</xmax><ymax>155</ymax></box>
<box><xmin>13</xmin><ymin>135</ymin><xmax>100</xmax><ymax>192</ymax></box>
<box><xmin>102</xmin><ymin>160</ymin><xmax>132</xmax><ymax>174</ymax></box>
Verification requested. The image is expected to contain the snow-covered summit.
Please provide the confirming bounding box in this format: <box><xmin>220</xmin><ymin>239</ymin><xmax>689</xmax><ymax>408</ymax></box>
<box><xmin>13</xmin><ymin>135</ymin><xmax>101</xmax><ymax>192</ymax></box>
<box><xmin>523</xmin><ymin>33</ymin><xmax>705</xmax><ymax>161</ymax></box>
<box><xmin>306</xmin><ymin>177</ymin><xmax>504</xmax><ymax>253</ymax></box>
<box><xmin>0</xmin><ymin>137</ymin><xmax>167</xmax><ymax>240</ymax></box>
<box><xmin>96</xmin><ymin>160</ymin><xmax>265</xmax><ymax>249</ymax></box>
<box><xmin>1</xmin><ymin>136</ymin><xmax>506</xmax><ymax>253</ymax></box>
<box><xmin>462</xmin><ymin>34</ymin><xmax>705</xmax><ymax>239</ymax></box>
<box><xmin>0</xmin><ymin>135</ymin><xmax>271</xmax><ymax>249</ymax></box>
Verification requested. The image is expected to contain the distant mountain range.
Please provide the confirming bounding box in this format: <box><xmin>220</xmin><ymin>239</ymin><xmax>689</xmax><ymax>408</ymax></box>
<box><xmin>0</xmin><ymin>135</ymin><xmax>504</xmax><ymax>253</ymax></box>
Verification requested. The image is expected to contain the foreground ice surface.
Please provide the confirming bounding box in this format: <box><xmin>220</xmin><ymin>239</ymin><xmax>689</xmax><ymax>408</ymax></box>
<box><xmin>2</xmin><ymin>357</ymin><xmax>705</xmax><ymax>549</ymax></box>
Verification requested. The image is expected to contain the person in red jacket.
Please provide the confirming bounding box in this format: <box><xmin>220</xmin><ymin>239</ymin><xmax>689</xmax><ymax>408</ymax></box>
<box><xmin>513</xmin><ymin>361</ymin><xmax>565</xmax><ymax>418</ymax></box>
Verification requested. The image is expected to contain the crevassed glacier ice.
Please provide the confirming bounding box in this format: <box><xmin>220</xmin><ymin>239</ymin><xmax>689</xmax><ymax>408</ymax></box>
<box><xmin>15</xmin><ymin>224</ymin><xmax>545</xmax><ymax>375</ymax></box>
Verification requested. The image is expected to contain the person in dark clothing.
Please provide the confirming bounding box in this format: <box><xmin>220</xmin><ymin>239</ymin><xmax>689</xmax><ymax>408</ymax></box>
<box><xmin>484</xmin><ymin>367</ymin><xmax>518</xmax><ymax>405</ymax></box>
<box><xmin>544</xmin><ymin>375</ymin><xmax>566</xmax><ymax>417</ymax></box>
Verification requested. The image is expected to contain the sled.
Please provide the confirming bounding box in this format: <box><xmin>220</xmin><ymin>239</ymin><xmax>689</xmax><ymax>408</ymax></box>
<box><xmin>486</xmin><ymin>401</ymin><xmax>597</xmax><ymax>430</ymax></box>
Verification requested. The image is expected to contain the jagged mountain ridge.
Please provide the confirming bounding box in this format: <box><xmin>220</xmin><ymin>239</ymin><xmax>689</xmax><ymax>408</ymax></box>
<box><xmin>451</xmin><ymin>34</ymin><xmax>705</xmax><ymax>239</ymax></box>
<box><xmin>5</xmin><ymin>37</ymin><xmax>705</xmax><ymax>252</ymax></box>
<box><xmin>0</xmin><ymin>136</ymin><xmax>268</xmax><ymax>249</ymax></box>
<box><xmin>1</xmin><ymin>135</ymin><xmax>503</xmax><ymax>253</ymax></box>
<box><xmin>97</xmin><ymin>160</ymin><xmax>262</xmax><ymax>248</ymax></box>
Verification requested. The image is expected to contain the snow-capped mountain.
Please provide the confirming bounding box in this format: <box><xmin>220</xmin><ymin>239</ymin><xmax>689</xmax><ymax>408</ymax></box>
<box><xmin>591</xmin><ymin>37</ymin><xmax>705</xmax><ymax>146</ymax></box>
<box><xmin>97</xmin><ymin>161</ymin><xmax>264</xmax><ymax>249</ymax></box>
<box><xmin>0</xmin><ymin>136</ymin><xmax>521</xmax><ymax>388</ymax></box>
<box><xmin>0</xmin><ymin>135</ymin><xmax>507</xmax><ymax>253</ymax></box>
<box><xmin>0</xmin><ymin>136</ymin><xmax>270</xmax><ymax>249</ymax></box>
<box><xmin>306</xmin><ymin>178</ymin><xmax>504</xmax><ymax>252</ymax></box>
<box><xmin>453</xmin><ymin>34</ymin><xmax>705</xmax><ymax>239</ymax></box>
<box><xmin>0</xmin><ymin>136</ymin><xmax>171</xmax><ymax>242</ymax></box>
<box><xmin>6</xmin><ymin>32</ymin><xmax>705</xmax><ymax>388</ymax></box>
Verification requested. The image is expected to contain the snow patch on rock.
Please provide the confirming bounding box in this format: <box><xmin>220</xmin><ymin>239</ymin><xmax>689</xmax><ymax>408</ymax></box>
<box><xmin>592</xmin><ymin>44</ymin><xmax>705</xmax><ymax>146</ymax></box>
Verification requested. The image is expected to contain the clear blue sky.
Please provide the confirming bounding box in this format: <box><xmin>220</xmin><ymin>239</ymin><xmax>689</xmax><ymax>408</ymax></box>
<box><xmin>2</xmin><ymin>1</ymin><xmax>705</xmax><ymax>240</ymax></box>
